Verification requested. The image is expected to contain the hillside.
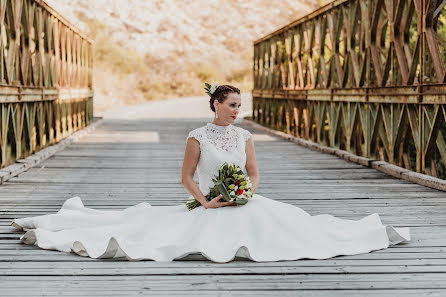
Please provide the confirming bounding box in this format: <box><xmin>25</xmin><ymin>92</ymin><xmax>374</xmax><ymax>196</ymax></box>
<box><xmin>45</xmin><ymin>0</ymin><xmax>316</xmax><ymax>112</ymax></box>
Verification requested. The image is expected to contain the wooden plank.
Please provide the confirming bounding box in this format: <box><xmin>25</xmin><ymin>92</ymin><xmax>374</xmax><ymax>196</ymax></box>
<box><xmin>0</xmin><ymin>113</ymin><xmax>445</xmax><ymax>295</ymax></box>
<box><xmin>0</xmin><ymin>289</ymin><xmax>444</xmax><ymax>297</ymax></box>
<box><xmin>0</xmin><ymin>274</ymin><xmax>446</xmax><ymax>290</ymax></box>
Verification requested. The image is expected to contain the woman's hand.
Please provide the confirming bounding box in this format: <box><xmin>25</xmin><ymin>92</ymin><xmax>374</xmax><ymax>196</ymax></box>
<box><xmin>204</xmin><ymin>194</ymin><xmax>237</xmax><ymax>209</ymax></box>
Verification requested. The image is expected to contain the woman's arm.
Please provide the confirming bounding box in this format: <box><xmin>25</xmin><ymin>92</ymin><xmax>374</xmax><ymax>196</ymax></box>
<box><xmin>182</xmin><ymin>137</ymin><xmax>236</xmax><ymax>209</ymax></box>
<box><xmin>181</xmin><ymin>138</ymin><xmax>209</xmax><ymax>207</ymax></box>
<box><xmin>245</xmin><ymin>136</ymin><xmax>259</xmax><ymax>194</ymax></box>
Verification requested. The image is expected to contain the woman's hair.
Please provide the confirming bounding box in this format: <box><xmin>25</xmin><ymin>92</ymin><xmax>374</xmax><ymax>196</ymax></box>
<box><xmin>209</xmin><ymin>85</ymin><xmax>240</xmax><ymax>112</ymax></box>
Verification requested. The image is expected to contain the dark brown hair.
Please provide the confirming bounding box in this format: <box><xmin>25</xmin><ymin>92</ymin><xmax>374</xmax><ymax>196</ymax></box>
<box><xmin>209</xmin><ymin>85</ymin><xmax>240</xmax><ymax>112</ymax></box>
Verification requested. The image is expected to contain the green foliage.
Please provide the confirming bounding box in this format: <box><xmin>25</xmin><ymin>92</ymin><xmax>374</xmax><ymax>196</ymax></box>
<box><xmin>225</xmin><ymin>64</ymin><xmax>251</xmax><ymax>82</ymax></box>
<box><xmin>194</xmin><ymin>64</ymin><xmax>225</xmax><ymax>84</ymax></box>
<box><xmin>437</xmin><ymin>14</ymin><xmax>446</xmax><ymax>66</ymax></box>
<box><xmin>318</xmin><ymin>0</ymin><xmax>332</xmax><ymax>7</ymax></box>
<box><xmin>87</xmin><ymin>19</ymin><xmax>145</xmax><ymax>75</ymax></box>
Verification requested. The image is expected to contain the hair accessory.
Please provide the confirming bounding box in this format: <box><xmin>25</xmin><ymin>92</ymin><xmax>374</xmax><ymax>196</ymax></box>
<box><xmin>204</xmin><ymin>82</ymin><xmax>219</xmax><ymax>97</ymax></box>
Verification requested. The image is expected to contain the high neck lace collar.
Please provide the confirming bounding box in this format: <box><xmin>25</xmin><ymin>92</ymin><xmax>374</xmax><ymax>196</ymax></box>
<box><xmin>204</xmin><ymin>122</ymin><xmax>236</xmax><ymax>152</ymax></box>
<box><xmin>206</xmin><ymin>122</ymin><xmax>232</xmax><ymax>130</ymax></box>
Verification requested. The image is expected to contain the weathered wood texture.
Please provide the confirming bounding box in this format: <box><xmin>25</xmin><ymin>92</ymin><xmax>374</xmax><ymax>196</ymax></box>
<box><xmin>1</xmin><ymin>117</ymin><xmax>445</xmax><ymax>296</ymax></box>
<box><xmin>0</xmin><ymin>0</ymin><xmax>94</xmax><ymax>168</ymax></box>
<box><xmin>252</xmin><ymin>0</ymin><xmax>446</xmax><ymax>180</ymax></box>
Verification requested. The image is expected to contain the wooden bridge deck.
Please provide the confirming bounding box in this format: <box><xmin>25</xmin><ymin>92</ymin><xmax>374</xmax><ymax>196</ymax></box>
<box><xmin>1</xmin><ymin>99</ymin><xmax>445</xmax><ymax>296</ymax></box>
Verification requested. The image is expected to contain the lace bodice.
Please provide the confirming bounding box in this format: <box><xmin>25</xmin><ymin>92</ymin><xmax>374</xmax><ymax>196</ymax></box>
<box><xmin>186</xmin><ymin>123</ymin><xmax>252</xmax><ymax>196</ymax></box>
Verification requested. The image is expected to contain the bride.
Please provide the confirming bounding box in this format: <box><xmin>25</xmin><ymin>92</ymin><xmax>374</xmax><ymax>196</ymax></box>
<box><xmin>11</xmin><ymin>83</ymin><xmax>410</xmax><ymax>263</ymax></box>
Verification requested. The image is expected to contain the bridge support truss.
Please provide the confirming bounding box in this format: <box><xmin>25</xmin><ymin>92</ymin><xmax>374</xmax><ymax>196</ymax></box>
<box><xmin>253</xmin><ymin>0</ymin><xmax>446</xmax><ymax>179</ymax></box>
<box><xmin>0</xmin><ymin>0</ymin><xmax>93</xmax><ymax>168</ymax></box>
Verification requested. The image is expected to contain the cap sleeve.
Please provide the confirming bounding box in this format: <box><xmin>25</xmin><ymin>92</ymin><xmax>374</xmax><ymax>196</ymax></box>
<box><xmin>240</xmin><ymin>128</ymin><xmax>252</xmax><ymax>142</ymax></box>
<box><xmin>187</xmin><ymin>128</ymin><xmax>204</xmax><ymax>144</ymax></box>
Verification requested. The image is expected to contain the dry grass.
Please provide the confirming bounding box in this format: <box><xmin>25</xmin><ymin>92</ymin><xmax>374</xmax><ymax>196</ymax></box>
<box><xmin>87</xmin><ymin>18</ymin><xmax>255</xmax><ymax>112</ymax></box>
<box><xmin>46</xmin><ymin>0</ymin><xmax>317</xmax><ymax>112</ymax></box>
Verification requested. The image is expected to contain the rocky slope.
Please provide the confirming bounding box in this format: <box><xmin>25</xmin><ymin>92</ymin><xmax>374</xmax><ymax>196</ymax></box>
<box><xmin>45</xmin><ymin>0</ymin><xmax>316</xmax><ymax>112</ymax></box>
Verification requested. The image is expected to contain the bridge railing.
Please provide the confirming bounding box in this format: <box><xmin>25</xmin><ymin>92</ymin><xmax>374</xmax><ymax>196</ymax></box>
<box><xmin>0</xmin><ymin>0</ymin><xmax>93</xmax><ymax>168</ymax></box>
<box><xmin>252</xmin><ymin>0</ymin><xmax>446</xmax><ymax>179</ymax></box>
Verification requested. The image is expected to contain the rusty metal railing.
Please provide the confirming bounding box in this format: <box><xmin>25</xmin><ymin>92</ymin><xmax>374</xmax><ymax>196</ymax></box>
<box><xmin>1</xmin><ymin>0</ymin><xmax>93</xmax><ymax>168</ymax></box>
<box><xmin>252</xmin><ymin>0</ymin><xmax>446</xmax><ymax>179</ymax></box>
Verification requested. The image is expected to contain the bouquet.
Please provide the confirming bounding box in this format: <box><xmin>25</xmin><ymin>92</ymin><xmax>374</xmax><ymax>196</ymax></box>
<box><xmin>186</xmin><ymin>162</ymin><xmax>253</xmax><ymax>210</ymax></box>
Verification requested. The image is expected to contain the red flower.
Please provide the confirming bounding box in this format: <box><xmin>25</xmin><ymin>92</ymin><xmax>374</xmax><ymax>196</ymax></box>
<box><xmin>235</xmin><ymin>180</ymin><xmax>240</xmax><ymax>185</ymax></box>
<box><xmin>237</xmin><ymin>189</ymin><xmax>244</xmax><ymax>195</ymax></box>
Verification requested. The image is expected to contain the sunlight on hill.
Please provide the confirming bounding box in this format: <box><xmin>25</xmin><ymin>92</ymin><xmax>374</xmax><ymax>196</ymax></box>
<box><xmin>46</xmin><ymin>0</ymin><xmax>317</xmax><ymax>112</ymax></box>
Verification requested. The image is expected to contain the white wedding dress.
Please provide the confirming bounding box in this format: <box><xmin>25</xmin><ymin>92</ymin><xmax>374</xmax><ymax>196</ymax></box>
<box><xmin>11</xmin><ymin>122</ymin><xmax>410</xmax><ymax>263</ymax></box>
